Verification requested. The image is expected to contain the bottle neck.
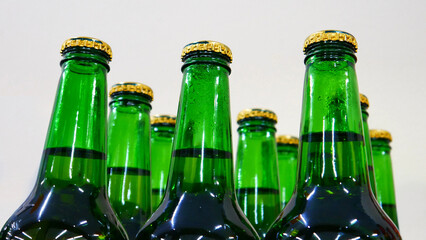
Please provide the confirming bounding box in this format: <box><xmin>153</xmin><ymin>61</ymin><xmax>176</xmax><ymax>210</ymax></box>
<box><xmin>236</xmin><ymin>119</ymin><xmax>279</xmax><ymax>189</ymax></box>
<box><xmin>362</xmin><ymin>106</ymin><xmax>377</xmax><ymax>196</ymax></box>
<box><xmin>107</xmin><ymin>94</ymin><xmax>152</xmax><ymax>170</ymax></box>
<box><xmin>297</xmin><ymin>47</ymin><xmax>369</xmax><ymax>191</ymax></box>
<box><xmin>37</xmin><ymin>52</ymin><xmax>109</xmax><ymax>188</ymax></box>
<box><xmin>166</xmin><ymin>56</ymin><xmax>234</xmax><ymax>197</ymax></box>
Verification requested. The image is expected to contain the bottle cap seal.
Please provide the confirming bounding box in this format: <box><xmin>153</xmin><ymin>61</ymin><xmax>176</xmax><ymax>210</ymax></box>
<box><xmin>109</xmin><ymin>82</ymin><xmax>154</xmax><ymax>101</ymax></box>
<box><xmin>60</xmin><ymin>37</ymin><xmax>112</xmax><ymax>61</ymax></box>
<box><xmin>276</xmin><ymin>135</ymin><xmax>299</xmax><ymax>145</ymax></box>
<box><xmin>303</xmin><ymin>30</ymin><xmax>358</xmax><ymax>53</ymax></box>
<box><xmin>151</xmin><ymin>115</ymin><xmax>176</xmax><ymax>125</ymax></box>
<box><xmin>237</xmin><ymin>108</ymin><xmax>277</xmax><ymax>123</ymax></box>
<box><xmin>370</xmin><ymin>129</ymin><xmax>392</xmax><ymax>142</ymax></box>
<box><xmin>181</xmin><ymin>40</ymin><xmax>232</xmax><ymax>63</ymax></box>
<box><xmin>360</xmin><ymin>93</ymin><xmax>369</xmax><ymax>108</ymax></box>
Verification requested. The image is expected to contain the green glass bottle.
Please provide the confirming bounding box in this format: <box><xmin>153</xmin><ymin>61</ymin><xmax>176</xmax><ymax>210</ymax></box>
<box><xmin>150</xmin><ymin>114</ymin><xmax>176</xmax><ymax>208</ymax></box>
<box><xmin>136</xmin><ymin>40</ymin><xmax>259</xmax><ymax>240</ymax></box>
<box><xmin>360</xmin><ymin>93</ymin><xmax>378</xmax><ymax>197</ymax></box>
<box><xmin>0</xmin><ymin>37</ymin><xmax>128</xmax><ymax>240</ymax></box>
<box><xmin>370</xmin><ymin>129</ymin><xmax>399</xmax><ymax>227</ymax></box>
<box><xmin>276</xmin><ymin>135</ymin><xmax>298</xmax><ymax>208</ymax></box>
<box><xmin>265</xmin><ymin>30</ymin><xmax>401</xmax><ymax>239</ymax></box>
<box><xmin>107</xmin><ymin>82</ymin><xmax>154</xmax><ymax>239</ymax></box>
<box><xmin>235</xmin><ymin>108</ymin><xmax>281</xmax><ymax>238</ymax></box>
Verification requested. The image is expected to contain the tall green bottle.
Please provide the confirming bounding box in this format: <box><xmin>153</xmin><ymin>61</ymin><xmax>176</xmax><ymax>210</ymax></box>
<box><xmin>370</xmin><ymin>129</ymin><xmax>399</xmax><ymax>227</ymax></box>
<box><xmin>265</xmin><ymin>30</ymin><xmax>401</xmax><ymax>239</ymax></box>
<box><xmin>235</xmin><ymin>108</ymin><xmax>281</xmax><ymax>238</ymax></box>
<box><xmin>276</xmin><ymin>135</ymin><xmax>298</xmax><ymax>208</ymax></box>
<box><xmin>0</xmin><ymin>37</ymin><xmax>128</xmax><ymax>240</ymax></box>
<box><xmin>150</xmin><ymin>115</ymin><xmax>176</xmax><ymax>208</ymax></box>
<box><xmin>360</xmin><ymin>93</ymin><xmax>378</xmax><ymax>196</ymax></box>
<box><xmin>136</xmin><ymin>40</ymin><xmax>259</xmax><ymax>240</ymax></box>
<box><xmin>107</xmin><ymin>82</ymin><xmax>154</xmax><ymax>239</ymax></box>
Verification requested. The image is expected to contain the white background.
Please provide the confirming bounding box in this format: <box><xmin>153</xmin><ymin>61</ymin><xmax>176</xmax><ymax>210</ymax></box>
<box><xmin>0</xmin><ymin>1</ymin><xmax>425</xmax><ymax>239</ymax></box>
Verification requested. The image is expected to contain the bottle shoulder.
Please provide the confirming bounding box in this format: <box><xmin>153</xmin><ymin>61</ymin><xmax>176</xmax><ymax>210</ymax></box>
<box><xmin>137</xmin><ymin>191</ymin><xmax>259</xmax><ymax>240</ymax></box>
<box><xmin>266</xmin><ymin>185</ymin><xmax>401</xmax><ymax>239</ymax></box>
<box><xmin>1</xmin><ymin>183</ymin><xmax>127</xmax><ymax>240</ymax></box>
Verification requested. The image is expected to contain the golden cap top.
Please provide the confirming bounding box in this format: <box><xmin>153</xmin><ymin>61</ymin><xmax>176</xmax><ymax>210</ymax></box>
<box><xmin>276</xmin><ymin>135</ymin><xmax>299</xmax><ymax>145</ymax></box>
<box><xmin>237</xmin><ymin>108</ymin><xmax>277</xmax><ymax>123</ymax></box>
<box><xmin>60</xmin><ymin>37</ymin><xmax>112</xmax><ymax>61</ymax></box>
<box><xmin>109</xmin><ymin>82</ymin><xmax>154</xmax><ymax>101</ymax></box>
<box><xmin>151</xmin><ymin>115</ymin><xmax>176</xmax><ymax>125</ymax></box>
<box><xmin>303</xmin><ymin>30</ymin><xmax>358</xmax><ymax>53</ymax></box>
<box><xmin>181</xmin><ymin>40</ymin><xmax>233</xmax><ymax>63</ymax></box>
<box><xmin>360</xmin><ymin>93</ymin><xmax>369</xmax><ymax>108</ymax></box>
<box><xmin>370</xmin><ymin>129</ymin><xmax>392</xmax><ymax>142</ymax></box>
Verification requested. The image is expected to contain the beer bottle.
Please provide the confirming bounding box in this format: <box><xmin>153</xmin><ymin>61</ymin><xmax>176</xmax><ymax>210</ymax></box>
<box><xmin>360</xmin><ymin>93</ymin><xmax>378</xmax><ymax>196</ymax></box>
<box><xmin>235</xmin><ymin>108</ymin><xmax>281</xmax><ymax>238</ymax></box>
<box><xmin>107</xmin><ymin>82</ymin><xmax>154</xmax><ymax>239</ymax></box>
<box><xmin>370</xmin><ymin>129</ymin><xmax>399</xmax><ymax>227</ymax></box>
<box><xmin>150</xmin><ymin>114</ymin><xmax>176</xmax><ymax>208</ymax></box>
<box><xmin>0</xmin><ymin>37</ymin><xmax>128</xmax><ymax>240</ymax></box>
<box><xmin>136</xmin><ymin>40</ymin><xmax>259</xmax><ymax>239</ymax></box>
<box><xmin>265</xmin><ymin>30</ymin><xmax>401</xmax><ymax>239</ymax></box>
<box><xmin>276</xmin><ymin>135</ymin><xmax>298</xmax><ymax>208</ymax></box>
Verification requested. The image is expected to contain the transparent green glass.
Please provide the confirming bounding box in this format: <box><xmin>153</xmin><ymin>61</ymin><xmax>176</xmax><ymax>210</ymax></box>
<box><xmin>361</xmin><ymin>96</ymin><xmax>378</xmax><ymax>197</ymax></box>
<box><xmin>107</xmin><ymin>85</ymin><xmax>153</xmax><ymax>239</ymax></box>
<box><xmin>151</xmin><ymin>119</ymin><xmax>175</xmax><ymax>208</ymax></box>
<box><xmin>236</xmin><ymin>117</ymin><xmax>281</xmax><ymax>238</ymax></box>
<box><xmin>265</xmin><ymin>33</ymin><xmax>401</xmax><ymax>239</ymax></box>
<box><xmin>136</xmin><ymin>44</ymin><xmax>259</xmax><ymax>240</ymax></box>
<box><xmin>371</xmin><ymin>134</ymin><xmax>399</xmax><ymax>227</ymax></box>
<box><xmin>276</xmin><ymin>138</ymin><xmax>298</xmax><ymax>208</ymax></box>
<box><xmin>0</xmin><ymin>45</ymin><xmax>128</xmax><ymax>240</ymax></box>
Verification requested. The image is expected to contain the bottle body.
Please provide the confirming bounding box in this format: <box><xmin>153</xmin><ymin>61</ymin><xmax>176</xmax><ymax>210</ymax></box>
<box><xmin>276</xmin><ymin>136</ymin><xmax>298</xmax><ymax>208</ymax></box>
<box><xmin>371</xmin><ymin>131</ymin><xmax>399</xmax><ymax>227</ymax></box>
<box><xmin>150</xmin><ymin>116</ymin><xmax>175</xmax><ymax>208</ymax></box>
<box><xmin>235</xmin><ymin>112</ymin><xmax>281</xmax><ymax>238</ymax></box>
<box><xmin>0</xmin><ymin>39</ymin><xmax>127</xmax><ymax>240</ymax></box>
<box><xmin>265</xmin><ymin>31</ymin><xmax>400</xmax><ymax>239</ymax></box>
<box><xmin>136</xmin><ymin>41</ymin><xmax>259</xmax><ymax>240</ymax></box>
<box><xmin>107</xmin><ymin>83</ymin><xmax>153</xmax><ymax>239</ymax></box>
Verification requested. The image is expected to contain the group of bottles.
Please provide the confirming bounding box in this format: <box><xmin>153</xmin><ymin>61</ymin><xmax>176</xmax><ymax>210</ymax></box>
<box><xmin>0</xmin><ymin>30</ymin><xmax>401</xmax><ymax>239</ymax></box>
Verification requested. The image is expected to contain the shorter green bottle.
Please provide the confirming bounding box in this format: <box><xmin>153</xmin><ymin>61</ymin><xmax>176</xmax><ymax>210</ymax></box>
<box><xmin>150</xmin><ymin>114</ymin><xmax>176</xmax><ymax>208</ymax></box>
<box><xmin>235</xmin><ymin>108</ymin><xmax>281</xmax><ymax>238</ymax></box>
<box><xmin>107</xmin><ymin>82</ymin><xmax>154</xmax><ymax>239</ymax></box>
<box><xmin>360</xmin><ymin>93</ymin><xmax>377</xmax><ymax>196</ymax></box>
<box><xmin>370</xmin><ymin>129</ymin><xmax>399</xmax><ymax>227</ymax></box>
<box><xmin>276</xmin><ymin>135</ymin><xmax>298</xmax><ymax>208</ymax></box>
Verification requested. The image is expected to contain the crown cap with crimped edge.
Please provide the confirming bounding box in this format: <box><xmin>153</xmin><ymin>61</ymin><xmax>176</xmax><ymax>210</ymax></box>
<box><xmin>370</xmin><ymin>129</ymin><xmax>392</xmax><ymax>142</ymax></box>
<box><xmin>181</xmin><ymin>40</ymin><xmax>232</xmax><ymax>63</ymax></box>
<box><xmin>303</xmin><ymin>30</ymin><xmax>358</xmax><ymax>53</ymax></box>
<box><xmin>237</xmin><ymin>108</ymin><xmax>277</xmax><ymax>124</ymax></box>
<box><xmin>60</xmin><ymin>37</ymin><xmax>112</xmax><ymax>61</ymax></box>
<box><xmin>276</xmin><ymin>135</ymin><xmax>299</xmax><ymax>145</ymax></box>
<box><xmin>360</xmin><ymin>93</ymin><xmax>369</xmax><ymax>108</ymax></box>
<box><xmin>151</xmin><ymin>115</ymin><xmax>176</xmax><ymax>126</ymax></box>
<box><xmin>109</xmin><ymin>82</ymin><xmax>154</xmax><ymax>101</ymax></box>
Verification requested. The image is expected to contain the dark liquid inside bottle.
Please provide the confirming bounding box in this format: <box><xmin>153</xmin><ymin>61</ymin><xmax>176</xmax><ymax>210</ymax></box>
<box><xmin>108</xmin><ymin>167</ymin><xmax>151</xmax><ymax>238</ymax></box>
<box><xmin>266</xmin><ymin>131</ymin><xmax>399</xmax><ymax>239</ymax></box>
<box><xmin>137</xmin><ymin>148</ymin><xmax>258</xmax><ymax>240</ymax></box>
<box><xmin>1</xmin><ymin>148</ymin><xmax>124</xmax><ymax>240</ymax></box>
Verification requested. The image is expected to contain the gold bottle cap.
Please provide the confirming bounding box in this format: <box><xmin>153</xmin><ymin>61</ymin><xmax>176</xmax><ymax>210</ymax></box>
<box><xmin>276</xmin><ymin>135</ymin><xmax>299</xmax><ymax>145</ymax></box>
<box><xmin>303</xmin><ymin>30</ymin><xmax>358</xmax><ymax>53</ymax></box>
<box><xmin>151</xmin><ymin>115</ymin><xmax>176</xmax><ymax>126</ymax></box>
<box><xmin>370</xmin><ymin>129</ymin><xmax>392</xmax><ymax>142</ymax></box>
<box><xmin>181</xmin><ymin>40</ymin><xmax>233</xmax><ymax>63</ymax></box>
<box><xmin>360</xmin><ymin>93</ymin><xmax>369</xmax><ymax>108</ymax></box>
<box><xmin>60</xmin><ymin>37</ymin><xmax>112</xmax><ymax>61</ymax></box>
<box><xmin>109</xmin><ymin>82</ymin><xmax>154</xmax><ymax>101</ymax></box>
<box><xmin>237</xmin><ymin>108</ymin><xmax>277</xmax><ymax>123</ymax></box>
